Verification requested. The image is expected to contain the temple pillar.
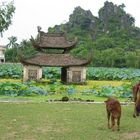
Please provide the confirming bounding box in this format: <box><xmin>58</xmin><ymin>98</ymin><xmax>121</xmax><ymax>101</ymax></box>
<box><xmin>23</xmin><ymin>65</ymin><xmax>42</xmax><ymax>82</ymax></box>
<box><xmin>66</xmin><ymin>66</ymin><xmax>86</xmax><ymax>84</ymax></box>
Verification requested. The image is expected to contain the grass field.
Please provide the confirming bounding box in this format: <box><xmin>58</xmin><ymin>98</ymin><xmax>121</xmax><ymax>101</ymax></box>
<box><xmin>0</xmin><ymin>94</ymin><xmax>129</xmax><ymax>103</ymax></box>
<box><xmin>0</xmin><ymin>102</ymin><xmax>140</xmax><ymax>140</ymax></box>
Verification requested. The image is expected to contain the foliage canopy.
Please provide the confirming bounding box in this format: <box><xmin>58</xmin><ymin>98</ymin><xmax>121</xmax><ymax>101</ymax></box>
<box><xmin>0</xmin><ymin>1</ymin><xmax>15</xmax><ymax>36</ymax></box>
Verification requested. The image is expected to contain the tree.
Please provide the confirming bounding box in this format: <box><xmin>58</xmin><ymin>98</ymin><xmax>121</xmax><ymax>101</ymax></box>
<box><xmin>95</xmin><ymin>36</ymin><xmax>116</xmax><ymax>51</ymax></box>
<box><xmin>6</xmin><ymin>36</ymin><xmax>19</xmax><ymax>62</ymax></box>
<box><xmin>19</xmin><ymin>39</ymin><xmax>36</xmax><ymax>58</ymax></box>
<box><xmin>0</xmin><ymin>1</ymin><xmax>15</xmax><ymax>36</ymax></box>
<box><xmin>7</xmin><ymin>36</ymin><xmax>18</xmax><ymax>48</ymax></box>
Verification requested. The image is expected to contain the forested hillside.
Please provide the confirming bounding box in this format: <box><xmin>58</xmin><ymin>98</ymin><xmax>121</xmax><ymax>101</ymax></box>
<box><xmin>6</xmin><ymin>1</ymin><xmax>140</xmax><ymax>68</ymax></box>
<box><xmin>48</xmin><ymin>1</ymin><xmax>140</xmax><ymax>68</ymax></box>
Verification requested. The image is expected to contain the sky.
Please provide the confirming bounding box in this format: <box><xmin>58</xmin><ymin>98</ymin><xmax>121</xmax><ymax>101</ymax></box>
<box><xmin>0</xmin><ymin>0</ymin><xmax>140</xmax><ymax>45</ymax></box>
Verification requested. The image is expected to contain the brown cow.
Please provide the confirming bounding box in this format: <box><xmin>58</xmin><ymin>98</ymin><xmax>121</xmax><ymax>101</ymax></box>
<box><xmin>133</xmin><ymin>84</ymin><xmax>140</xmax><ymax>118</ymax></box>
<box><xmin>132</xmin><ymin>82</ymin><xmax>140</xmax><ymax>102</ymax></box>
<box><xmin>105</xmin><ymin>97</ymin><xmax>121</xmax><ymax>131</ymax></box>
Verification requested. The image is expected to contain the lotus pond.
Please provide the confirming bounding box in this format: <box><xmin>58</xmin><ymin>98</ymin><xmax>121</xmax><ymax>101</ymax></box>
<box><xmin>0</xmin><ymin>63</ymin><xmax>139</xmax><ymax>102</ymax></box>
<box><xmin>0</xmin><ymin>63</ymin><xmax>140</xmax><ymax>80</ymax></box>
<box><xmin>0</xmin><ymin>79</ymin><xmax>132</xmax><ymax>102</ymax></box>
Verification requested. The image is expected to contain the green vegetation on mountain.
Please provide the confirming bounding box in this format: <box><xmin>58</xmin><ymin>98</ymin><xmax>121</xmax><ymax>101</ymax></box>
<box><xmin>48</xmin><ymin>1</ymin><xmax>140</xmax><ymax>68</ymax></box>
<box><xmin>5</xmin><ymin>1</ymin><xmax>140</xmax><ymax>68</ymax></box>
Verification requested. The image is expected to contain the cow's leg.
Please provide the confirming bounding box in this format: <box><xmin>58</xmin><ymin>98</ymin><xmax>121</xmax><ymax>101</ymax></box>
<box><xmin>107</xmin><ymin>111</ymin><xmax>111</xmax><ymax>129</ymax></box>
<box><xmin>111</xmin><ymin>116</ymin><xmax>115</xmax><ymax>131</ymax></box>
<box><xmin>136</xmin><ymin>107</ymin><xmax>139</xmax><ymax>116</ymax></box>
<box><xmin>133</xmin><ymin>104</ymin><xmax>137</xmax><ymax>118</ymax></box>
<box><xmin>117</xmin><ymin>117</ymin><xmax>120</xmax><ymax>131</ymax></box>
<box><xmin>136</xmin><ymin>110</ymin><xmax>139</xmax><ymax>116</ymax></box>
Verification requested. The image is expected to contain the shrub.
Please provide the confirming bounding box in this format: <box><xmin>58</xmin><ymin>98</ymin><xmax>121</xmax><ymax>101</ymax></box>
<box><xmin>61</xmin><ymin>96</ymin><xmax>69</xmax><ymax>102</ymax></box>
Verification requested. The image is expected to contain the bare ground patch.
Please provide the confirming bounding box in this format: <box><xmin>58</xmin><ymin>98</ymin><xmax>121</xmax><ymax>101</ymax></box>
<box><xmin>36</xmin><ymin>125</ymin><xmax>69</xmax><ymax>134</ymax></box>
<box><xmin>122</xmin><ymin>132</ymin><xmax>140</xmax><ymax>140</ymax></box>
<box><xmin>3</xmin><ymin>131</ymin><xmax>18</xmax><ymax>140</ymax></box>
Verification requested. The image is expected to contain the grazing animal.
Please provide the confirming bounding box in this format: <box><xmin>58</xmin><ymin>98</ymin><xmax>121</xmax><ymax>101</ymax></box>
<box><xmin>132</xmin><ymin>82</ymin><xmax>140</xmax><ymax>102</ymax></box>
<box><xmin>105</xmin><ymin>98</ymin><xmax>121</xmax><ymax>131</ymax></box>
<box><xmin>133</xmin><ymin>84</ymin><xmax>140</xmax><ymax>117</ymax></box>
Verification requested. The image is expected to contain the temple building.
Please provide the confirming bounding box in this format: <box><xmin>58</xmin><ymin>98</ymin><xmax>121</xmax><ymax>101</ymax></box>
<box><xmin>21</xmin><ymin>30</ymin><xmax>90</xmax><ymax>84</ymax></box>
<box><xmin>0</xmin><ymin>45</ymin><xmax>6</xmax><ymax>63</ymax></box>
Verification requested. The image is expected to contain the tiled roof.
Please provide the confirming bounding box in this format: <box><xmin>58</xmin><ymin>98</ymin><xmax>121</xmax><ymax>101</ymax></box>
<box><xmin>34</xmin><ymin>31</ymin><xmax>77</xmax><ymax>49</ymax></box>
<box><xmin>21</xmin><ymin>53</ymin><xmax>89</xmax><ymax>67</ymax></box>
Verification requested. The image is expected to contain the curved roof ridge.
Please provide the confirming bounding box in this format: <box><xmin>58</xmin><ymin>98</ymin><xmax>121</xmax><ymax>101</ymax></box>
<box><xmin>34</xmin><ymin>31</ymin><xmax>77</xmax><ymax>49</ymax></box>
<box><xmin>21</xmin><ymin>53</ymin><xmax>90</xmax><ymax>67</ymax></box>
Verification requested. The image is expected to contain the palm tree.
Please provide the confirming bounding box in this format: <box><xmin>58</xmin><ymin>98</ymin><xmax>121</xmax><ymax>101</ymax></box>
<box><xmin>7</xmin><ymin>36</ymin><xmax>18</xmax><ymax>48</ymax></box>
<box><xmin>6</xmin><ymin>36</ymin><xmax>19</xmax><ymax>62</ymax></box>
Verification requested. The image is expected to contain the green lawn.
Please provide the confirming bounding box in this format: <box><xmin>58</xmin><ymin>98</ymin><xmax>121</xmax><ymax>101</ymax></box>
<box><xmin>0</xmin><ymin>102</ymin><xmax>140</xmax><ymax>140</ymax></box>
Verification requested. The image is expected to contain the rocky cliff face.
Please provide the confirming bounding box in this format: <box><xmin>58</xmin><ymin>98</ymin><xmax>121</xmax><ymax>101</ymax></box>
<box><xmin>98</xmin><ymin>1</ymin><xmax>135</xmax><ymax>32</ymax></box>
<box><xmin>49</xmin><ymin>1</ymin><xmax>137</xmax><ymax>41</ymax></box>
<box><xmin>68</xmin><ymin>6</ymin><xmax>97</xmax><ymax>31</ymax></box>
<box><xmin>46</xmin><ymin>1</ymin><xmax>140</xmax><ymax>68</ymax></box>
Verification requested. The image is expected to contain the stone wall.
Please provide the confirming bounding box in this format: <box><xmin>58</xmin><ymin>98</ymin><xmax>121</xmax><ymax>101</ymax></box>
<box><xmin>67</xmin><ymin>66</ymin><xmax>86</xmax><ymax>83</ymax></box>
<box><xmin>23</xmin><ymin>65</ymin><xmax>42</xmax><ymax>81</ymax></box>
